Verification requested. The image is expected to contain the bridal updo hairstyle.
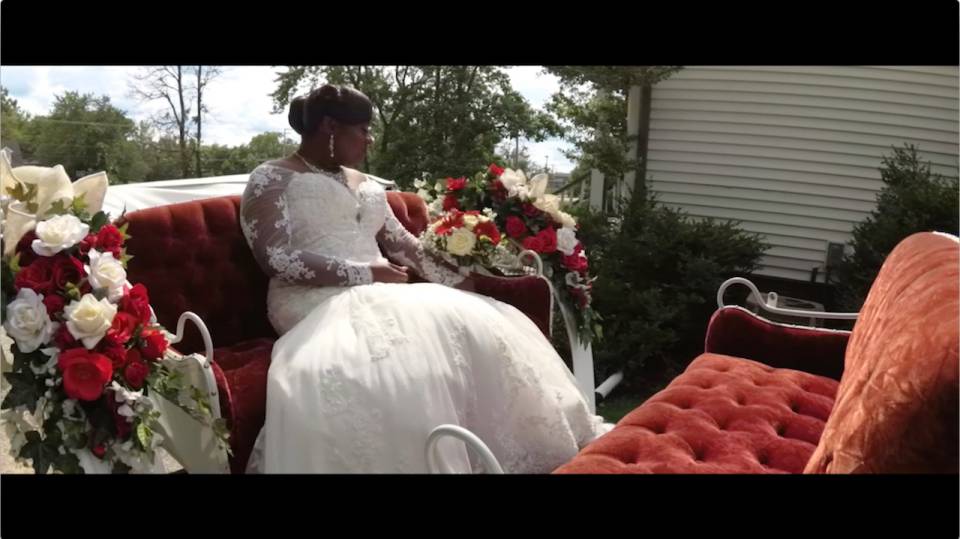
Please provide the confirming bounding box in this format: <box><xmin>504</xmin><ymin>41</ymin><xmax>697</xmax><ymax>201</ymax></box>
<box><xmin>288</xmin><ymin>84</ymin><xmax>374</xmax><ymax>137</ymax></box>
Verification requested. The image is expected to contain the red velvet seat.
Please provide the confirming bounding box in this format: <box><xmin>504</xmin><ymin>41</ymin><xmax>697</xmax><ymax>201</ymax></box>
<box><xmin>119</xmin><ymin>193</ymin><xmax>552</xmax><ymax>473</ymax></box>
<box><xmin>556</xmin><ymin>232</ymin><xmax>958</xmax><ymax>474</ymax></box>
<box><xmin>554</xmin><ymin>353</ymin><xmax>839</xmax><ymax>474</ymax></box>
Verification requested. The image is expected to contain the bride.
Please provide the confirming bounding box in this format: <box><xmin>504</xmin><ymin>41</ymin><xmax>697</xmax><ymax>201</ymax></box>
<box><xmin>241</xmin><ymin>84</ymin><xmax>609</xmax><ymax>473</ymax></box>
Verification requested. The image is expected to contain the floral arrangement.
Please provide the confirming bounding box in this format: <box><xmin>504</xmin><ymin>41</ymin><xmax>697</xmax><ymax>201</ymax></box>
<box><xmin>0</xmin><ymin>152</ymin><xmax>227</xmax><ymax>474</ymax></box>
<box><xmin>416</xmin><ymin>163</ymin><xmax>600</xmax><ymax>343</ymax></box>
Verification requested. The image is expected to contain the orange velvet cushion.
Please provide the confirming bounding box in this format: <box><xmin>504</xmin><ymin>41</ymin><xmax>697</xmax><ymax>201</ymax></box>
<box><xmin>805</xmin><ymin>232</ymin><xmax>959</xmax><ymax>474</ymax></box>
<box><xmin>554</xmin><ymin>353</ymin><xmax>839</xmax><ymax>474</ymax></box>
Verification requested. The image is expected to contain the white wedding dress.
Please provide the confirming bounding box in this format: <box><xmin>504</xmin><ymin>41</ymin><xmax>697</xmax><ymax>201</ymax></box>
<box><xmin>240</xmin><ymin>163</ymin><xmax>609</xmax><ymax>473</ymax></box>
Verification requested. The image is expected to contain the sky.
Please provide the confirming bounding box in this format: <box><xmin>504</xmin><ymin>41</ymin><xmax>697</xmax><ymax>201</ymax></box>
<box><xmin>0</xmin><ymin>66</ymin><xmax>576</xmax><ymax>173</ymax></box>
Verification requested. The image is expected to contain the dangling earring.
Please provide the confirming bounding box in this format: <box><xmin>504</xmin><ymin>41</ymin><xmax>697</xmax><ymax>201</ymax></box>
<box><xmin>328</xmin><ymin>134</ymin><xmax>336</xmax><ymax>161</ymax></box>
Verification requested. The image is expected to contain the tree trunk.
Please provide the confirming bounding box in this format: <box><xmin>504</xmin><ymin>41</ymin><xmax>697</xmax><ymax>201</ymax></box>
<box><xmin>195</xmin><ymin>66</ymin><xmax>203</xmax><ymax>177</ymax></box>
<box><xmin>176</xmin><ymin>66</ymin><xmax>190</xmax><ymax>178</ymax></box>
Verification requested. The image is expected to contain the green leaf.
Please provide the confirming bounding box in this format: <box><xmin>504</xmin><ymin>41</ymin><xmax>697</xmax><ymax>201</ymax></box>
<box><xmin>117</xmin><ymin>222</ymin><xmax>131</xmax><ymax>240</ymax></box>
<box><xmin>47</xmin><ymin>199</ymin><xmax>70</xmax><ymax>217</ymax></box>
<box><xmin>2</xmin><ymin>370</ymin><xmax>40</xmax><ymax>413</ymax></box>
<box><xmin>89</xmin><ymin>211</ymin><xmax>109</xmax><ymax>234</ymax></box>
<box><xmin>19</xmin><ymin>431</ymin><xmax>59</xmax><ymax>474</ymax></box>
<box><xmin>54</xmin><ymin>451</ymin><xmax>83</xmax><ymax>474</ymax></box>
<box><xmin>8</xmin><ymin>252</ymin><xmax>21</xmax><ymax>274</ymax></box>
<box><xmin>135</xmin><ymin>422</ymin><xmax>152</xmax><ymax>451</ymax></box>
<box><xmin>71</xmin><ymin>196</ymin><xmax>90</xmax><ymax>216</ymax></box>
<box><xmin>6</xmin><ymin>182</ymin><xmax>38</xmax><ymax>207</ymax></box>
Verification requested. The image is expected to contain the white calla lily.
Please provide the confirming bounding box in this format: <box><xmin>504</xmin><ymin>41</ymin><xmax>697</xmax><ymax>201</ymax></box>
<box><xmin>0</xmin><ymin>149</ymin><xmax>108</xmax><ymax>255</ymax></box>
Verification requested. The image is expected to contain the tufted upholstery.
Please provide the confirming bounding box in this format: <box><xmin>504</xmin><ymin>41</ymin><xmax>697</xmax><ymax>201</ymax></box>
<box><xmin>553</xmin><ymin>353</ymin><xmax>839</xmax><ymax>473</ymax></box>
<box><xmin>119</xmin><ymin>193</ymin><xmax>552</xmax><ymax>473</ymax></box>
<box><xmin>556</xmin><ymin>231</ymin><xmax>958</xmax><ymax>474</ymax></box>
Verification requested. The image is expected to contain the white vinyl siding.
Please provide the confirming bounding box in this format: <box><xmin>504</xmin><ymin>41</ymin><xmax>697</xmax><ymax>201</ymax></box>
<box><xmin>646</xmin><ymin>66</ymin><xmax>959</xmax><ymax>282</ymax></box>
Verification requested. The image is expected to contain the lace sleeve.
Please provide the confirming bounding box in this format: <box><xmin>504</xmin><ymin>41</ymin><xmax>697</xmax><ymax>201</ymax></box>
<box><xmin>376</xmin><ymin>196</ymin><xmax>465</xmax><ymax>287</ymax></box>
<box><xmin>240</xmin><ymin>166</ymin><xmax>373</xmax><ymax>286</ymax></box>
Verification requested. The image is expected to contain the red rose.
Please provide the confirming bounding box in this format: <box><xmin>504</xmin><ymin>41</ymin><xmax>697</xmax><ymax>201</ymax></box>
<box><xmin>119</xmin><ymin>284</ymin><xmax>152</xmax><ymax>324</ymax></box>
<box><xmin>522</xmin><ymin>203</ymin><xmax>543</xmax><ymax>218</ymax></box>
<box><xmin>14</xmin><ymin>230</ymin><xmax>38</xmax><ymax>266</ymax></box>
<box><xmin>488</xmin><ymin>163</ymin><xmax>505</xmax><ymax>177</ymax></box>
<box><xmin>505</xmin><ymin>216</ymin><xmax>527</xmax><ymax>239</ymax></box>
<box><xmin>489</xmin><ymin>180</ymin><xmax>507</xmax><ymax>202</ymax></box>
<box><xmin>55</xmin><ymin>324</ymin><xmax>78</xmax><ymax>349</ymax></box>
<box><xmin>442</xmin><ymin>194</ymin><xmax>461</xmax><ymax>212</ymax></box>
<box><xmin>91</xmin><ymin>444</ymin><xmax>107</xmax><ymax>458</ymax></box>
<box><xmin>106</xmin><ymin>312</ymin><xmax>139</xmax><ymax>346</ymax></box>
<box><xmin>110</xmin><ymin>399</ymin><xmax>132</xmax><ymax>441</ymax></box>
<box><xmin>51</xmin><ymin>254</ymin><xmax>85</xmax><ymax>291</ymax></box>
<box><xmin>98</xmin><ymin>340</ymin><xmax>130</xmax><ymax>370</ymax></box>
<box><xmin>473</xmin><ymin>221</ymin><xmax>501</xmax><ymax>245</ymax></box>
<box><xmin>58</xmin><ymin>348</ymin><xmax>113</xmax><ymax>402</ymax></box>
<box><xmin>446</xmin><ymin>177</ymin><xmax>467</xmax><ymax>192</ymax></box>
<box><xmin>77</xmin><ymin>233</ymin><xmax>98</xmax><ymax>257</ymax></box>
<box><xmin>123</xmin><ymin>358</ymin><xmax>150</xmax><ymax>389</ymax></box>
<box><xmin>139</xmin><ymin>329</ymin><xmax>168</xmax><ymax>361</ymax></box>
<box><xmin>14</xmin><ymin>257</ymin><xmax>56</xmax><ymax>295</ymax></box>
<box><xmin>95</xmin><ymin>225</ymin><xmax>124</xmax><ymax>258</ymax></box>
<box><xmin>562</xmin><ymin>247</ymin><xmax>589</xmax><ymax>273</ymax></box>
<box><xmin>42</xmin><ymin>294</ymin><xmax>66</xmax><ymax>317</ymax></box>
<box><xmin>522</xmin><ymin>236</ymin><xmax>545</xmax><ymax>253</ymax></box>
<box><xmin>536</xmin><ymin>227</ymin><xmax>558</xmax><ymax>254</ymax></box>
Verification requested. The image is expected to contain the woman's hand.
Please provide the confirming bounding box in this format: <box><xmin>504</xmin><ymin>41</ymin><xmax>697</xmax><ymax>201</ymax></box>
<box><xmin>371</xmin><ymin>260</ymin><xmax>409</xmax><ymax>283</ymax></box>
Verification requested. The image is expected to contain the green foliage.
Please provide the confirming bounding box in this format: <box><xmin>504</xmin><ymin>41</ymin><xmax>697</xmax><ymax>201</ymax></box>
<box><xmin>577</xmin><ymin>197</ymin><xmax>767</xmax><ymax>385</ymax></box>
<box><xmin>270</xmin><ymin>66</ymin><xmax>560</xmax><ymax>188</ymax></box>
<box><xmin>831</xmin><ymin>144</ymin><xmax>959</xmax><ymax>310</ymax></box>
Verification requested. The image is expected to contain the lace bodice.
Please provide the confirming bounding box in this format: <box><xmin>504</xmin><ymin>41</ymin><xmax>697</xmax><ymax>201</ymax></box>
<box><xmin>240</xmin><ymin>163</ymin><xmax>464</xmax><ymax>290</ymax></box>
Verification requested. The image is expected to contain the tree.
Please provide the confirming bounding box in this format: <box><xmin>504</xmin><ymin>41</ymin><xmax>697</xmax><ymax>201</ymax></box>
<box><xmin>192</xmin><ymin>66</ymin><xmax>222</xmax><ymax>177</ymax></box>
<box><xmin>1</xmin><ymin>87</ymin><xmax>31</xmax><ymax>157</ymax></box>
<box><xmin>544</xmin><ymin>66</ymin><xmax>681</xmax><ymax>202</ymax></box>
<box><xmin>23</xmin><ymin>91</ymin><xmax>140</xmax><ymax>182</ymax></box>
<box><xmin>270</xmin><ymin>66</ymin><xmax>560</xmax><ymax>188</ymax></box>
<box><xmin>831</xmin><ymin>144</ymin><xmax>959</xmax><ymax>311</ymax></box>
<box><xmin>129</xmin><ymin>66</ymin><xmax>220</xmax><ymax>179</ymax></box>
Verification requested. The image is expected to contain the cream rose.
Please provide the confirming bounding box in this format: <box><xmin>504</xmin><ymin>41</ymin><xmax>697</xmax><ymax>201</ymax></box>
<box><xmin>556</xmin><ymin>227</ymin><xmax>579</xmax><ymax>256</ymax></box>
<box><xmin>446</xmin><ymin>227</ymin><xmax>477</xmax><ymax>257</ymax></box>
<box><xmin>4</xmin><ymin>288</ymin><xmax>58</xmax><ymax>353</ymax></box>
<box><xmin>462</xmin><ymin>214</ymin><xmax>480</xmax><ymax>230</ymax></box>
<box><xmin>64</xmin><ymin>294</ymin><xmax>117</xmax><ymax>349</ymax></box>
<box><xmin>31</xmin><ymin>214</ymin><xmax>89</xmax><ymax>256</ymax></box>
<box><xmin>86</xmin><ymin>249</ymin><xmax>127</xmax><ymax>302</ymax></box>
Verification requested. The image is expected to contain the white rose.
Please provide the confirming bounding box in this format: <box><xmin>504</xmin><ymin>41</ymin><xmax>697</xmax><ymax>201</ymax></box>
<box><xmin>31</xmin><ymin>214</ymin><xmax>89</xmax><ymax>256</ymax></box>
<box><xmin>557</xmin><ymin>227</ymin><xmax>579</xmax><ymax>256</ymax></box>
<box><xmin>462</xmin><ymin>214</ymin><xmax>479</xmax><ymax>230</ymax></box>
<box><xmin>86</xmin><ymin>249</ymin><xmax>127</xmax><ymax>302</ymax></box>
<box><xmin>557</xmin><ymin>211</ymin><xmax>577</xmax><ymax>230</ymax></box>
<box><xmin>4</xmin><ymin>288</ymin><xmax>58</xmax><ymax>353</ymax></box>
<box><xmin>446</xmin><ymin>227</ymin><xmax>477</xmax><ymax>257</ymax></box>
<box><xmin>533</xmin><ymin>194</ymin><xmax>562</xmax><ymax>220</ymax></box>
<box><xmin>416</xmin><ymin>188</ymin><xmax>432</xmax><ymax>202</ymax></box>
<box><xmin>64</xmin><ymin>294</ymin><xmax>117</xmax><ymax>349</ymax></box>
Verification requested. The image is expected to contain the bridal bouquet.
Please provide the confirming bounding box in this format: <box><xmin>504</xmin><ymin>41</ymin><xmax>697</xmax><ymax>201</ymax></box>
<box><xmin>0</xmin><ymin>151</ymin><xmax>228</xmax><ymax>474</ymax></box>
<box><xmin>421</xmin><ymin>207</ymin><xmax>508</xmax><ymax>270</ymax></box>
<box><xmin>416</xmin><ymin>164</ymin><xmax>600</xmax><ymax>344</ymax></box>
